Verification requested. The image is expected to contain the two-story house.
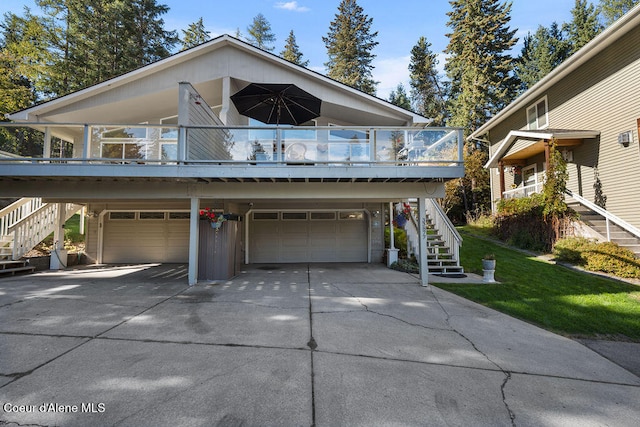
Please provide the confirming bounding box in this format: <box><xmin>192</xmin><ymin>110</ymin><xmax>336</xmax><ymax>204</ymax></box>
<box><xmin>469</xmin><ymin>4</ymin><xmax>640</xmax><ymax>256</ymax></box>
<box><xmin>1</xmin><ymin>35</ymin><xmax>464</xmax><ymax>284</ymax></box>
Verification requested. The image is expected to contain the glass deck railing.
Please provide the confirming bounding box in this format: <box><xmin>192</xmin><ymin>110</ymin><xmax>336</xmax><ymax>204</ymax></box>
<box><xmin>0</xmin><ymin>124</ymin><xmax>463</xmax><ymax>167</ymax></box>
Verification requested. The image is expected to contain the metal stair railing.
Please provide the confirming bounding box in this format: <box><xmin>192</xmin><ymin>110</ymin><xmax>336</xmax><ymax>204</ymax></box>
<box><xmin>8</xmin><ymin>202</ymin><xmax>82</xmax><ymax>260</ymax></box>
<box><xmin>566</xmin><ymin>190</ymin><xmax>640</xmax><ymax>242</ymax></box>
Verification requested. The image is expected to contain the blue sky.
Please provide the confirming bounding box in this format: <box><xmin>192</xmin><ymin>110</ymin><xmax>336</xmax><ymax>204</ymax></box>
<box><xmin>1</xmin><ymin>0</ymin><xmax>577</xmax><ymax>98</ymax></box>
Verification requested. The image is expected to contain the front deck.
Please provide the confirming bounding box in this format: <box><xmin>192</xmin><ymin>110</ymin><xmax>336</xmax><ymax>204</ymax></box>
<box><xmin>0</xmin><ymin>124</ymin><xmax>464</xmax><ymax>185</ymax></box>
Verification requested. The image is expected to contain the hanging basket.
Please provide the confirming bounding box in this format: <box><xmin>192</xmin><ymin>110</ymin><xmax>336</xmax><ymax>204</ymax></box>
<box><xmin>210</xmin><ymin>221</ymin><xmax>222</xmax><ymax>229</ymax></box>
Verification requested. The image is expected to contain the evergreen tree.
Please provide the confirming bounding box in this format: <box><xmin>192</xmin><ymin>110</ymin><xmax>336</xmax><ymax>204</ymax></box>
<box><xmin>31</xmin><ymin>0</ymin><xmax>177</xmax><ymax>96</ymax></box>
<box><xmin>323</xmin><ymin>0</ymin><xmax>379</xmax><ymax>95</ymax></box>
<box><xmin>565</xmin><ymin>0</ymin><xmax>603</xmax><ymax>54</ymax></box>
<box><xmin>598</xmin><ymin>0</ymin><xmax>638</xmax><ymax>26</ymax></box>
<box><xmin>181</xmin><ymin>17</ymin><xmax>210</xmax><ymax>50</ymax></box>
<box><xmin>0</xmin><ymin>9</ymin><xmax>53</xmax><ymax>98</ymax></box>
<box><xmin>280</xmin><ymin>30</ymin><xmax>309</xmax><ymax>66</ymax></box>
<box><xmin>120</xmin><ymin>0</ymin><xmax>178</xmax><ymax>68</ymax></box>
<box><xmin>515</xmin><ymin>22</ymin><xmax>569</xmax><ymax>92</ymax></box>
<box><xmin>444</xmin><ymin>0</ymin><xmax>518</xmax><ymax>133</ymax></box>
<box><xmin>388</xmin><ymin>83</ymin><xmax>411</xmax><ymax>110</ymax></box>
<box><xmin>408</xmin><ymin>36</ymin><xmax>445</xmax><ymax>125</ymax></box>
<box><xmin>443</xmin><ymin>0</ymin><xmax>518</xmax><ymax>216</ymax></box>
<box><xmin>246</xmin><ymin>13</ymin><xmax>276</xmax><ymax>52</ymax></box>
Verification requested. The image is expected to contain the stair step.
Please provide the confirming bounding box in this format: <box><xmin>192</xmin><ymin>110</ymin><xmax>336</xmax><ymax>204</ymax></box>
<box><xmin>0</xmin><ymin>265</ymin><xmax>36</xmax><ymax>276</ymax></box>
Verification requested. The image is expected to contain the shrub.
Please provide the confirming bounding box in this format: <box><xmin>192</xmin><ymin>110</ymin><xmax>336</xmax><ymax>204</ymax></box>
<box><xmin>554</xmin><ymin>237</ymin><xmax>640</xmax><ymax>279</ymax></box>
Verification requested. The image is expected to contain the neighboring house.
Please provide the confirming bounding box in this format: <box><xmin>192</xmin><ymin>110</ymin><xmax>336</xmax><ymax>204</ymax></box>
<box><xmin>0</xmin><ymin>35</ymin><xmax>464</xmax><ymax>284</ymax></box>
<box><xmin>470</xmin><ymin>5</ymin><xmax>640</xmax><ymax>255</ymax></box>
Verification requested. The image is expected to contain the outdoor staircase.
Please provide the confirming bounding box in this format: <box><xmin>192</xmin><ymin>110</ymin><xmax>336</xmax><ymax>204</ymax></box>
<box><xmin>568</xmin><ymin>201</ymin><xmax>640</xmax><ymax>258</ymax></box>
<box><xmin>0</xmin><ymin>260</ymin><xmax>36</xmax><ymax>276</ymax></box>
<box><xmin>403</xmin><ymin>200</ymin><xmax>464</xmax><ymax>275</ymax></box>
<box><xmin>0</xmin><ymin>198</ymin><xmax>83</xmax><ymax>264</ymax></box>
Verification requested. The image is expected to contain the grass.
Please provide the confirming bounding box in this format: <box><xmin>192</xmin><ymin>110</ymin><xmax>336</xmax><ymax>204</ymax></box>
<box><xmin>35</xmin><ymin>213</ymin><xmax>85</xmax><ymax>254</ymax></box>
<box><xmin>433</xmin><ymin>226</ymin><xmax>640</xmax><ymax>341</ymax></box>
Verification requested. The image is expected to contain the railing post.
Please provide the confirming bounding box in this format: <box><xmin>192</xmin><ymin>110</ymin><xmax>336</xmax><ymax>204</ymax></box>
<box><xmin>276</xmin><ymin>128</ymin><xmax>282</xmax><ymax>163</ymax></box>
<box><xmin>178</xmin><ymin>126</ymin><xmax>187</xmax><ymax>163</ymax></box>
<box><xmin>82</xmin><ymin>125</ymin><xmax>90</xmax><ymax>162</ymax></box>
<box><xmin>606</xmin><ymin>218</ymin><xmax>611</xmax><ymax>241</ymax></box>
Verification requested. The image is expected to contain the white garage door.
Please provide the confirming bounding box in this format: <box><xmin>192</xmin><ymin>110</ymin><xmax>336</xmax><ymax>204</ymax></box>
<box><xmin>250</xmin><ymin>211</ymin><xmax>368</xmax><ymax>263</ymax></box>
<box><xmin>103</xmin><ymin>211</ymin><xmax>190</xmax><ymax>263</ymax></box>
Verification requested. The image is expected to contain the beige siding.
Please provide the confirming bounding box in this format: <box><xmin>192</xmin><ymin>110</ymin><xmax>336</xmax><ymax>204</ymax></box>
<box><xmin>488</xmin><ymin>24</ymin><xmax>640</xmax><ymax>227</ymax></box>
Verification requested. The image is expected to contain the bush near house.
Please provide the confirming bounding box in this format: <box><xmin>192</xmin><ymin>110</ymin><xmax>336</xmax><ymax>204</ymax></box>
<box><xmin>554</xmin><ymin>237</ymin><xmax>640</xmax><ymax>279</ymax></box>
<box><xmin>492</xmin><ymin>194</ymin><xmax>574</xmax><ymax>252</ymax></box>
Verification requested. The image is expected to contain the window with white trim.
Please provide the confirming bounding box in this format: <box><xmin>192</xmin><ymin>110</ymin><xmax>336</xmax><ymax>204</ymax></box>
<box><xmin>526</xmin><ymin>97</ymin><xmax>548</xmax><ymax>130</ymax></box>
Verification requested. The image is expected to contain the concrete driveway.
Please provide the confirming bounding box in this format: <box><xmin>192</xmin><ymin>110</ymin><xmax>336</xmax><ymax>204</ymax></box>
<box><xmin>1</xmin><ymin>263</ymin><xmax>639</xmax><ymax>426</ymax></box>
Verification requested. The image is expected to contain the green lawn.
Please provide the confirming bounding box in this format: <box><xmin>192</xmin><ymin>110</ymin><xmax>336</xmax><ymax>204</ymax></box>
<box><xmin>433</xmin><ymin>227</ymin><xmax>640</xmax><ymax>341</ymax></box>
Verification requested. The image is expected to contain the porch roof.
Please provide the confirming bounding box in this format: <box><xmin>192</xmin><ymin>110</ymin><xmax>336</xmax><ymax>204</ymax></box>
<box><xmin>485</xmin><ymin>129</ymin><xmax>600</xmax><ymax>168</ymax></box>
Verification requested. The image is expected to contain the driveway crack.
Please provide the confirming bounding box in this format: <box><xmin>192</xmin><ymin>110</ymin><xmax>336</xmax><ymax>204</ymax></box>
<box><xmin>431</xmin><ymin>289</ymin><xmax>516</xmax><ymax>426</ymax></box>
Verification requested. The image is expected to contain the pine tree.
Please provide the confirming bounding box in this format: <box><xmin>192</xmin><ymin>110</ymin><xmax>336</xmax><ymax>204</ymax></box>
<box><xmin>598</xmin><ymin>0</ymin><xmax>638</xmax><ymax>26</ymax></box>
<box><xmin>181</xmin><ymin>17</ymin><xmax>210</xmax><ymax>50</ymax></box>
<box><xmin>444</xmin><ymin>0</ymin><xmax>518</xmax><ymax>216</ymax></box>
<box><xmin>388</xmin><ymin>83</ymin><xmax>411</xmax><ymax>110</ymax></box>
<box><xmin>515</xmin><ymin>22</ymin><xmax>569</xmax><ymax>92</ymax></box>
<box><xmin>408</xmin><ymin>36</ymin><xmax>445</xmax><ymax>125</ymax></box>
<box><xmin>30</xmin><ymin>0</ymin><xmax>177</xmax><ymax>96</ymax></box>
<box><xmin>246</xmin><ymin>13</ymin><xmax>276</xmax><ymax>52</ymax></box>
<box><xmin>565</xmin><ymin>0</ymin><xmax>603</xmax><ymax>54</ymax></box>
<box><xmin>120</xmin><ymin>0</ymin><xmax>178</xmax><ymax>68</ymax></box>
<box><xmin>323</xmin><ymin>0</ymin><xmax>379</xmax><ymax>95</ymax></box>
<box><xmin>444</xmin><ymin>0</ymin><xmax>518</xmax><ymax>133</ymax></box>
<box><xmin>0</xmin><ymin>9</ymin><xmax>53</xmax><ymax>98</ymax></box>
<box><xmin>280</xmin><ymin>30</ymin><xmax>309</xmax><ymax>66</ymax></box>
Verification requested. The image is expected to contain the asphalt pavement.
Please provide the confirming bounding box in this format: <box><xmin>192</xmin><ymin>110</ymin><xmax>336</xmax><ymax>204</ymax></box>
<box><xmin>1</xmin><ymin>263</ymin><xmax>639</xmax><ymax>426</ymax></box>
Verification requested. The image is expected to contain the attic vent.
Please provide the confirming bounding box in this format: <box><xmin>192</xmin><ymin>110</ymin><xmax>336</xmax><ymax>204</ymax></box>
<box><xmin>618</xmin><ymin>130</ymin><xmax>633</xmax><ymax>147</ymax></box>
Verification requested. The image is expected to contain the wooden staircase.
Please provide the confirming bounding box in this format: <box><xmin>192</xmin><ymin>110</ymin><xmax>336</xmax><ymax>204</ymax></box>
<box><xmin>403</xmin><ymin>201</ymin><xmax>464</xmax><ymax>275</ymax></box>
<box><xmin>0</xmin><ymin>260</ymin><xmax>36</xmax><ymax>276</ymax></box>
<box><xmin>0</xmin><ymin>198</ymin><xmax>82</xmax><ymax>269</ymax></box>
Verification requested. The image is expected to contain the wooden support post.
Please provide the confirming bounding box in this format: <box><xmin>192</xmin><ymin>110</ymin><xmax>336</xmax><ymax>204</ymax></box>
<box><xmin>498</xmin><ymin>160</ymin><xmax>506</xmax><ymax>199</ymax></box>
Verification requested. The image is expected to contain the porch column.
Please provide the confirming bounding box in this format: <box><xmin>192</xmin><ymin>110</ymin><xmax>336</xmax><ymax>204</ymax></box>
<box><xmin>386</xmin><ymin>202</ymin><xmax>398</xmax><ymax>267</ymax></box>
<box><xmin>188</xmin><ymin>197</ymin><xmax>200</xmax><ymax>286</ymax></box>
<box><xmin>43</xmin><ymin>127</ymin><xmax>52</xmax><ymax>161</ymax></box>
<box><xmin>50</xmin><ymin>203</ymin><xmax>67</xmax><ymax>270</ymax></box>
<box><xmin>498</xmin><ymin>161</ymin><xmax>506</xmax><ymax>199</ymax></box>
<box><xmin>417</xmin><ymin>197</ymin><xmax>429</xmax><ymax>287</ymax></box>
<box><xmin>544</xmin><ymin>140</ymin><xmax>551</xmax><ymax>171</ymax></box>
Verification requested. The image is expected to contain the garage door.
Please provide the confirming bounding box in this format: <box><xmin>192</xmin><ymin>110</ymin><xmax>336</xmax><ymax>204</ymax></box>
<box><xmin>103</xmin><ymin>211</ymin><xmax>190</xmax><ymax>263</ymax></box>
<box><xmin>250</xmin><ymin>211</ymin><xmax>368</xmax><ymax>263</ymax></box>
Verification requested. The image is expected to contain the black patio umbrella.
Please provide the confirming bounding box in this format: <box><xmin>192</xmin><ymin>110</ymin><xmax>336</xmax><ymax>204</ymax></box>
<box><xmin>230</xmin><ymin>83</ymin><xmax>322</xmax><ymax>125</ymax></box>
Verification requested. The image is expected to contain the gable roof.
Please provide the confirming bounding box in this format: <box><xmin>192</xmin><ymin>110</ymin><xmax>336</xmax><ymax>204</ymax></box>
<box><xmin>8</xmin><ymin>34</ymin><xmax>429</xmax><ymax>126</ymax></box>
<box><xmin>469</xmin><ymin>4</ymin><xmax>640</xmax><ymax>141</ymax></box>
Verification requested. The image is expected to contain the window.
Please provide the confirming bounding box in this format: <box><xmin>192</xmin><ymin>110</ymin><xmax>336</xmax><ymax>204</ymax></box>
<box><xmin>109</xmin><ymin>212</ymin><xmax>136</xmax><ymax>220</ymax></box>
<box><xmin>339</xmin><ymin>211</ymin><xmax>364</xmax><ymax>220</ymax></box>
<box><xmin>526</xmin><ymin>97</ymin><xmax>548</xmax><ymax>130</ymax></box>
<box><xmin>311</xmin><ymin>212</ymin><xmax>336</xmax><ymax>220</ymax></box>
<box><xmin>253</xmin><ymin>212</ymin><xmax>278</xmax><ymax>220</ymax></box>
<box><xmin>282</xmin><ymin>212</ymin><xmax>307</xmax><ymax>220</ymax></box>
<box><xmin>169</xmin><ymin>212</ymin><xmax>190</xmax><ymax>220</ymax></box>
<box><xmin>139</xmin><ymin>212</ymin><xmax>165</xmax><ymax>220</ymax></box>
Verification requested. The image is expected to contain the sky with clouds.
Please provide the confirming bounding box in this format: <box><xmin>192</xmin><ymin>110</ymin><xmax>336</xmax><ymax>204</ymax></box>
<box><xmin>1</xmin><ymin>0</ymin><xmax>578</xmax><ymax>98</ymax></box>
